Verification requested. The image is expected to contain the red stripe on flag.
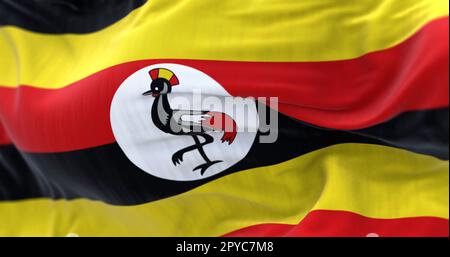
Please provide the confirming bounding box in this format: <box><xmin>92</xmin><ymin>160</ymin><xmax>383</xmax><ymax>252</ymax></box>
<box><xmin>0</xmin><ymin>122</ymin><xmax>11</xmax><ymax>145</ymax></box>
<box><xmin>0</xmin><ymin>17</ymin><xmax>447</xmax><ymax>152</ymax></box>
<box><xmin>223</xmin><ymin>210</ymin><xmax>449</xmax><ymax>237</ymax></box>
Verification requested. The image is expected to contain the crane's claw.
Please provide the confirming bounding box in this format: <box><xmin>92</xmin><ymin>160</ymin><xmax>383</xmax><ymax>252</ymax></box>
<box><xmin>193</xmin><ymin>160</ymin><xmax>222</xmax><ymax>175</ymax></box>
<box><xmin>172</xmin><ymin>150</ymin><xmax>184</xmax><ymax>165</ymax></box>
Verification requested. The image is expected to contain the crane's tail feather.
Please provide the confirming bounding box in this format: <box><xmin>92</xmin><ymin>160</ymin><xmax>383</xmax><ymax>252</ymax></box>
<box><xmin>201</xmin><ymin>112</ymin><xmax>238</xmax><ymax>145</ymax></box>
<box><xmin>221</xmin><ymin>131</ymin><xmax>237</xmax><ymax>144</ymax></box>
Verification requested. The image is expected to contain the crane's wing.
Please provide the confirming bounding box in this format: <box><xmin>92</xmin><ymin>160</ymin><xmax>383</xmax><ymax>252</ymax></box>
<box><xmin>172</xmin><ymin>109</ymin><xmax>213</xmax><ymax>131</ymax></box>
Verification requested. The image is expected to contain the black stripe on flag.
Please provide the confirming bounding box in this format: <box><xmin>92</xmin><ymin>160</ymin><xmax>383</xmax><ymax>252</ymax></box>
<box><xmin>0</xmin><ymin>0</ymin><xmax>147</xmax><ymax>34</ymax></box>
<box><xmin>0</xmin><ymin>108</ymin><xmax>447</xmax><ymax>205</ymax></box>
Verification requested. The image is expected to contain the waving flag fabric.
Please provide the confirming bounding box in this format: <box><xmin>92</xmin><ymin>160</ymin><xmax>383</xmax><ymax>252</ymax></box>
<box><xmin>0</xmin><ymin>0</ymin><xmax>448</xmax><ymax>236</ymax></box>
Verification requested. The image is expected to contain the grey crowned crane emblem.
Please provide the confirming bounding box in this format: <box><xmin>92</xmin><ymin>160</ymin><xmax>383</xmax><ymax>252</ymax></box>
<box><xmin>142</xmin><ymin>68</ymin><xmax>237</xmax><ymax>175</ymax></box>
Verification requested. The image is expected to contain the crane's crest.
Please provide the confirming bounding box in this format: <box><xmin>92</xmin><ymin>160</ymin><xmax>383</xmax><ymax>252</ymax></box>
<box><xmin>149</xmin><ymin>68</ymin><xmax>179</xmax><ymax>86</ymax></box>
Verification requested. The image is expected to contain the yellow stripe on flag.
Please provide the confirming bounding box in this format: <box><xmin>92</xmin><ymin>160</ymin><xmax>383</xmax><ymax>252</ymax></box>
<box><xmin>0</xmin><ymin>0</ymin><xmax>447</xmax><ymax>88</ymax></box>
<box><xmin>0</xmin><ymin>144</ymin><xmax>447</xmax><ymax>236</ymax></box>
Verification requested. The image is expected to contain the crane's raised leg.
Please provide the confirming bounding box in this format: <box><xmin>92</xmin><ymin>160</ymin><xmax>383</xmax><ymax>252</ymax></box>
<box><xmin>172</xmin><ymin>134</ymin><xmax>222</xmax><ymax>175</ymax></box>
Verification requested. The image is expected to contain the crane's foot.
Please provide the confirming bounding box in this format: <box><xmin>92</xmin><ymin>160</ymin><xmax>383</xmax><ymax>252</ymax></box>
<box><xmin>172</xmin><ymin>149</ymin><xmax>186</xmax><ymax>165</ymax></box>
<box><xmin>193</xmin><ymin>160</ymin><xmax>222</xmax><ymax>175</ymax></box>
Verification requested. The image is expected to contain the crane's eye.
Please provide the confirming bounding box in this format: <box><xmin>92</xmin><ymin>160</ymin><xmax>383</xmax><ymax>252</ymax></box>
<box><xmin>155</xmin><ymin>87</ymin><xmax>159</xmax><ymax>90</ymax></box>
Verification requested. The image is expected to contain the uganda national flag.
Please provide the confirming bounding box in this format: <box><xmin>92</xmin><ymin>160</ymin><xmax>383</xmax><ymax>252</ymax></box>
<box><xmin>0</xmin><ymin>0</ymin><xmax>448</xmax><ymax>237</ymax></box>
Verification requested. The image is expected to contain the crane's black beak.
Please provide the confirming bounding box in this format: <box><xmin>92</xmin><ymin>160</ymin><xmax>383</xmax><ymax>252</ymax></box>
<box><xmin>142</xmin><ymin>90</ymin><xmax>160</xmax><ymax>97</ymax></box>
<box><xmin>142</xmin><ymin>90</ymin><xmax>153</xmax><ymax>96</ymax></box>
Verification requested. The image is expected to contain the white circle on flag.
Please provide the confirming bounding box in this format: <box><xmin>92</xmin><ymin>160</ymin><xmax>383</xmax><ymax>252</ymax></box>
<box><xmin>110</xmin><ymin>63</ymin><xmax>258</xmax><ymax>181</ymax></box>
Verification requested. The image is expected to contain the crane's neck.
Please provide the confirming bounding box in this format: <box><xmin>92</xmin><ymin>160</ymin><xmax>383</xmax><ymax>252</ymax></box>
<box><xmin>151</xmin><ymin>94</ymin><xmax>172</xmax><ymax>125</ymax></box>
